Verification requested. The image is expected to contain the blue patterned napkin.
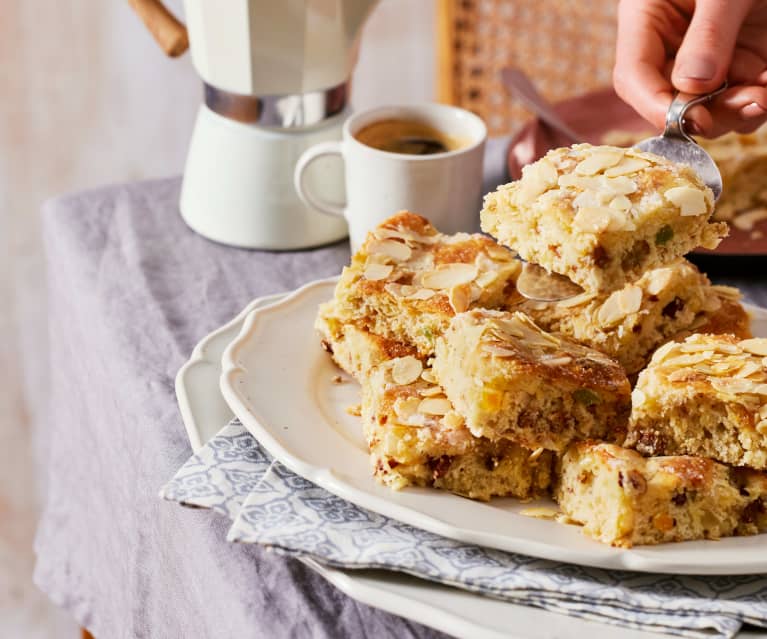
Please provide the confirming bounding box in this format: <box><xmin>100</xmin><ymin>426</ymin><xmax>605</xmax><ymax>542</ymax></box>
<box><xmin>161</xmin><ymin>420</ymin><xmax>767</xmax><ymax>639</ymax></box>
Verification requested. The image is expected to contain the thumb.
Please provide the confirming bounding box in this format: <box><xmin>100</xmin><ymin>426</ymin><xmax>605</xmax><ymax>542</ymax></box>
<box><xmin>671</xmin><ymin>0</ymin><xmax>751</xmax><ymax>93</ymax></box>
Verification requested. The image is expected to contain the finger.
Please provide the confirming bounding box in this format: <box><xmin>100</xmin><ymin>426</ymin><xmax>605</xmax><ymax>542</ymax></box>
<box><xmin>704</xmin><ymin>85</ymin><xmax>767</xmax><ymax>136</ymax></box>
<box><xmin>729</xmin><ymin>47</ymin><xmax>767</xmax><ymax>85</ymax></box>
<box><xmin>614</xmin><ymin>0</ymin><xmax>675</xmax><ymax>129</ymax></box>
<box><xmin>671</xmin><ymin>0</ymin><xmax>752</xmax><ymax>93</ymax></box>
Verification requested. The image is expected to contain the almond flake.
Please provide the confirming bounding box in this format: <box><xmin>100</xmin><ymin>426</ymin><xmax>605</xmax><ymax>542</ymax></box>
<box><xmin>604</xmin><ymin>156</ymin><xmax>650</xmax><ymax>177</ymax></box>
<box><xmin>575</xmin><ymin>149</ymin><xmax>624</xmax><ymax>176</ymax></box>
<box><xmin>740</xmin><ymin>338</ymin><xmax>767</xmax><ymax>357</ymax></box>
<box><xmin>609</xmin><ymin>194</ymin><xmax>632</xmax><ymax>211</ymax></box>
<box><xmin>573</xmin><ymin>206</ymin><xmax>613</xmax><ymax>233</ymax></box>
<box><xmin>528</xmin><ymin>447</ymin><xmax>546</xmax><ymax>462</ymax></box>
<box><xmin>556</xmin><ymin>291</ymin><xmax>598</xmax><ymax>308</ymax></box>
<box><xmin>363</xmin><ymin>263</ymin><xmax>393</xmax><ymax>281</ymax></box>
<box><xmin>665</xmin><ymin>186</ymin><xmax>708</xmax><ymax>216</ymax></box>
<box><xmin>652</xmin><ymin>342</ymin><xmax>680</xmax><ymax>363</ymax></box>
<box><xmin>418</xmin><ymin>397</ymin><xmax>452</xmax><ymax>416</ymax></box>
<box><xmin>711</xmin><ymin>285</ymin><xmax>742</xmax><ymax>301</ymax></box>
<box><xmin>520</xmin><ymin>506</ymin><xmax>559</xmax><ymax>520</ymax></box>
<box><xmin>448</xmin><ymin>284</ymin><xmax>471</xmax><ymax>313</ymax></box>
<box><xmin>733</xmin><ymin>207</ymin><xmax>767</xmax><ymax>232</ymax></box>
<box><xmin>443</xmin><ymin>410</ymin><xmax>463</xmax><ymax>429</ymax></box>
<box><xmin>643</xmin><ymin>268</ymin><xmax>674</xmax><ymax>296</ymax></box>
<box><xmin>391</xmin><ymin>356</ymin><xmax>423</xmax><ymax>385</ymax></box>
<box><xmin>482</xmin><ymin>343</ymin><xmax>518</xmax><ymax>357</ymax></box>
<box><xmin>421</xmin><ymin>263</ymin><xmax>478</xmax><ymax>290</ymax></box>
<box><xmin>710</xmin><ymin>378</ymin><xmax>755</xmax><ymax>395</ymax></box>
<box><xmin>474</xmin><ymin>270</ymin><xmax>498</xmax><ymax>289</ymax></box>
<box><xmin>667</xmin><ymin>369</ymin><xmax>692</xmax><ymax>382</ymax></box>
<box><xmin>702</xmin><ymin>295</ymin><xmax>722</xmax><ymax>313</ymax></box>
<box><xmin>393</xmin><ymin>396</ymin><xmax>421</xmax><ymax>420</ymax></box>
<box><xmin>368</xmin><ymin>239</ymin><xmax>412</xmax><ymax>261</ymax></box>
<box><xmin>597</xmin><ymin>287</ymin><xmax>641</xmax><ymax>326</ymax></box>
<box><xmin>753</xmin><ymin>384</ymin><xmax>767</xmax><ymax>396</ymax></box>
<box><xmin>518</xmin><ymin>158</ymin><xmax>559</xmax><ymax>202</ymax></box>
<box><xmin>542</xmin><ymin>356</ymin><xmax>573</xmax><ymax>366</ymax></box>
<box><xmin>604</xmin><ymin>176</ymin><xmax>638</xmax><ymax>196</ymax></box>
<box><xmin>573</xmin><ymin>190</ymin><xmax>600</xmax><ymax>209</ymax></box>
<box><xmin>420</xmin><ymin>369</ymin><xmax>437</xmax><ymax>384</ymax></box>
<box><xmin>408</xmin><ymin>288</ymin><xmax>436</xmax><ymax>301</ymax></box>
<box><xmin>760</xmin><ymin>404</ymin><xmax>767</xmax><ymax>420</ymax></box>
<box><xmin>737</xmin><ymin>362</ymin><xmax>762</xmax><ymax>379</ymax></box>
<box><xmin>757</xmin><ymin>420</ymin><xmax>767</xmax><ymax>435</ymax></box>
<box><xmin>419</xmin><ymin>386</ymin><xmax>444</xmax><ymax>397</ymax></box>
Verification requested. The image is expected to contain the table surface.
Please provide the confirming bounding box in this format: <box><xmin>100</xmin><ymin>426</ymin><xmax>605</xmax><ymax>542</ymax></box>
<box><xmin>33</xmin><ymin>141</ymin><xmax>767</xmax><ymax>639</ymax></box>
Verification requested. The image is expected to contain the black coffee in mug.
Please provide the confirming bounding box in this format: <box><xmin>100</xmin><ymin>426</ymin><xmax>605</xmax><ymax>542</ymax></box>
<box><xmin>354</xmin><ymin>119</ymin><xmax>467</xmax><ymax>155</ymax></box>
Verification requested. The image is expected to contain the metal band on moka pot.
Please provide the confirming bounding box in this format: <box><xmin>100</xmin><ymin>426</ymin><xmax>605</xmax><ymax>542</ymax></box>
<box><xmin>203</xmin><ymin>82</ymin><xmax>348</xmax><ymax>128</ymax></box>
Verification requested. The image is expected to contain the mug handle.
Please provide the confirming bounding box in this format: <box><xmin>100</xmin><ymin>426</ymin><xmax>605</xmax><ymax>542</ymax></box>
<box><xmin>294</xmin><ymin>141</ymin><xmax>346</xmax><ymax>218</ymax></box>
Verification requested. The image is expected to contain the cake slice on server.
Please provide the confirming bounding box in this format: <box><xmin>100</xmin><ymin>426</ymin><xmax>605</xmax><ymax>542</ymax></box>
<box><xmin>481</xmin><ymin>144</ymin><xmax>727</xmax><ymax>294</ymax></box>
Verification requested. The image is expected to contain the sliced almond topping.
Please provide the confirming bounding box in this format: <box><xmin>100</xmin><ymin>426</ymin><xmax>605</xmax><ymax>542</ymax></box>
<box><xmin>652</xmin><ymin>341</ymin><xmax>680</xmax><ymax>363</ymax></box>
<box><xmin>518</xmin><ymin>158</ymin><xmax>559</xmax><ymax>202</ymax></box>
<box><xmin>420</xmin><ymin>369</ymin><xmax>437</xmax><ymax>384</ymax></box>
<box><xmin>710</xmin><ymin>378</ymin><xmax>755</xmax><ymax>395</ymax></box>
<box><xmin>756</xmin><ymin>420</ymin><xmax>767</xmax><ymax>435</ymax></box>
<box><xmin>474</xmin><ymin>270</ymin><xmax>498</xmax><ymax>289</ymax></box>
<box><xmin>481</xmin><ymin>343</ymin><xmax>518</xmax><ymax>357</ymax></box>
<box><xmin>393</xmin><ymin>396</ymin><xmax>422</xmax><ymax>421</ymax></box>
<box><xmin>542</xmin><ymin>356</ymin><xmax>573</xmax><ymax>366</ymax></box>
<box><xmin>419</xmin><ymin>386</ymin><xmax>444</xmax><ymax>397</ymax></box>
<box><xmin>740</xmin><ymin>338</ymin><xmax>767</xmax><ymax>357</ymax></box>
<box><xmin>609</xmin><ymin>194</ymin><xmax>632</xmax><ymax>211</ymax></box>
<box><xmin>737</xmin><ymin>361</ymin><xmax>762</xmax><ymax>379</ymax></box>
<box><xmin>443</xmin><ymin>410</ymin><xmax>463</xmax><ymax>429</ymax></box>
<box><xmin>664</xmin><ymin>186</ymin><xmax>708</xmax><ymax>216</ymax></box>
<box><xmin>644</xmin><ymin>268</ymin><xmax>674</xmax><ymax>296</ymax></box>
<box><xmin>752</xmin><ymin>384</ymin><xmax>767</xmax><ymax>396</ymax></box>
<box><xmin>702</xmin><ymin>295</ymin><xmax>722</xmax><ymax>313</ymax></box>
<box><xmin>520</xmin><ymin>506</ymin><xmax>559</xmax><ymax>519</ymax></box>
<box><xmin>391</xmin><ymin>356</ymin><xmax>423</xmax><ymax>385</ymax></box>
<box><xmin>604</xmin><ymin>175</ymin><xmax>638</xmax><ymax>196</ymax></box>
<box><xmin>556</xmin><ymin>291</ymin><xmax>598</xmax><ymax>308</ymax></box>
<box><xmin>573</xmin><ymin>190</ymin><xmax>600</xmax><ymax>210</ymax></box>
<box><xmin>574</xmin><ymin>149</ymin><xmax>624</xmax><ymax>176</ymax></box>
<box><xmin>408</xmin><ymin>288</ymin><xmax>436</xmax><ymax>300</ymax></box>
<box><xmin>573</xmin><ymin>206</ymin><xmax>613</xmax><ymax>233</ymax></box>
<box><xmin>760</xmin><ymin>404</ymin><xmax>767</xmax><ymax>419</ymax></box>
<box><xmin>363</xmin><ymin>262</ymin><xmax>394</xmax><ymax>281</ymax></box>
<box><xmin>421</xmin><ymin>263</ymin><xmax>478</xmax><ymax>290</ymax></box>
<box><xmin>448</xmin><ymin>284</ymin><xmax>471</xmax><ymax>314</ymax></box>
<box><xmin>368</xmin><ymin>239</ymin><xmax>412</xmax><ymax>261</ymax></box>
<box><xmin>604</xmin><ymin>156</ymin><xmax>650</xmax><ymax>177</ymax></box>
<box><xmin>667</xmin><ymin>369</ymin><xmax>692</xmax><ymax>382</ymax></box>
<box><xmin>710</xmin><ymin>285</ymin><xmax>742</xmax><ymax>301</ymax></box>
<box><xmin>418</xmin><ymin>397</ymin><xmax>452</xmax><ymax>416</ymax></box>
<box><xmin>528</xmin><ymin>447</ymin><xmax>545</xmax><ymax>462</ymax></box>
<box><xmin>733</xmin><ymin>207</ymin><xmax>767</xmax><ymax>232</ymax></box>
<box><xmin>618</xmin><ymin>285</ymin><xmax>643</xmax><ymax>314</ymax></box>
<box><xmin>597</xmin><ymin>286</ymin><xmax>641</xmax><ymax>326</ymax></box>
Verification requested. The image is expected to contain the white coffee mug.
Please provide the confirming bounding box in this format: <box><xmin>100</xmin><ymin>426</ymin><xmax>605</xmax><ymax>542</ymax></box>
<box><xmin>294</xmin><ymin>103</ymin><xmax>487</xmax><ymax>252</ymax></box>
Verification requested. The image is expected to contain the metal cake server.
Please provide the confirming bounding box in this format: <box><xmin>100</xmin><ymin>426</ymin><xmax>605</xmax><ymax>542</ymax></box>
<box><xmin>515</xmin><ymin>86</ymin><xmax>726</xmax><ymax>303</ymax></box>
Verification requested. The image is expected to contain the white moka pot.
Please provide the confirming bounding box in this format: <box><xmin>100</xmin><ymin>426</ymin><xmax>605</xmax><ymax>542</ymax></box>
<box><xmin>129</xmin><ymin>0</ymin><xmax>378</xmax><ymax>249</ymax></box>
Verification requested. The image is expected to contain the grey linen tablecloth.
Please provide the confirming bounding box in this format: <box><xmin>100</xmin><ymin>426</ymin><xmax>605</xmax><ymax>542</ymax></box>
<box><xmin>34</xmin><ymin>177</ymin><xmax>449</xmax><ymax>638</ymax></box>
<box><xmin>33</xmin><ymin>138</ymin><xmax>767</xmax><ymax>638</ymax></box>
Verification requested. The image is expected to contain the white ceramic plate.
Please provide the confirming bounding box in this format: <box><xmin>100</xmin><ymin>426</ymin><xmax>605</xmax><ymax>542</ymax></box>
<box><xmin>175</xmin><ymin>294</ymin><xmax>674</xmax><ymax>639</ymax></box>
<box><xmin>221</xmin><ymin>277</ymin><xmax>767</xmax><ymax>575</ymax></box>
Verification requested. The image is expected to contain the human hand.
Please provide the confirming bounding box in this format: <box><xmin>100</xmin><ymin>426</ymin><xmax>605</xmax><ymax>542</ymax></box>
<box><xmin>614</xmin><ymin>0</ymin><xmax>767</xmax><ymax>137</ymax></box>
